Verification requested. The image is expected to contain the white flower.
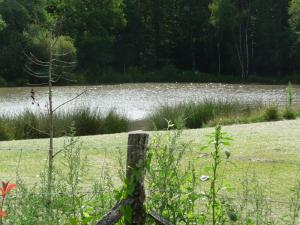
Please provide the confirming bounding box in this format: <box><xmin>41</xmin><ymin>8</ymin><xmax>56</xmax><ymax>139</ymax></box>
<box><xmin>200</xmin><ymin>175</ymin><xmax>210</xmax><ymax>182</ymax></box>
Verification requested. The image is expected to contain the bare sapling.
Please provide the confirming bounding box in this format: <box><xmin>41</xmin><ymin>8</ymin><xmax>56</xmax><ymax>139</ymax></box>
<box><xmin>24</xmin><ymin>27</ymin><xmax>86</xmax><ymax>205</ymax></box>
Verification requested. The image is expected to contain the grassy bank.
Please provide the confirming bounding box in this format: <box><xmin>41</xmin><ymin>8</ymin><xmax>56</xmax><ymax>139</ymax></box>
<box><xmin>148</xmin><ymin>100</ymin><xmax>300</xmax><ymax>130</ymax></box>
<box><xmin>0</xmin><ymin>100</ymin><xmax>299</xmax><ymax>141</ymax></box>
<box><xmin>0</xmin><ymin>108</ymin><xmax>129</xmax><ymax>140</ymax></box>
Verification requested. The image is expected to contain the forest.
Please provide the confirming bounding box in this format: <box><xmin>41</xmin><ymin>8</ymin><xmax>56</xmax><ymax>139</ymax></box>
<box><xmin>0</xmin><ymin>0</ymin><xmax>300</xmax><ymax>86</ymax></box>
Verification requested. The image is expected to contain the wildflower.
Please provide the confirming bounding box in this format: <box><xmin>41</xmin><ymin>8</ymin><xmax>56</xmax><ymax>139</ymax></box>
<box><xmin>0</xmin><ymin>210</ymin><xmax>6</xmax><ymax>217</ymax></box>
<box><xmin>200</xmin><ymin>175</ymin><xmax>210</xmax><ymax>182</ymax></box>
<box><xmin>0</xmin><ymin>180</ymin><xmax>16</xmax><ymax>219</ymax></box>
<box><xmin>0</xmin><ymin>180</ymin><xmax>16</xmax><ymax>199</ymax></box>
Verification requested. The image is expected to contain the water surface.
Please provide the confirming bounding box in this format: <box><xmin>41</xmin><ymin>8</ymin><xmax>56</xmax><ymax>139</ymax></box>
<box><xmin>0</xmin><ymin>83</ymin><xmax>299</xmax><ymax>120</ymax></box>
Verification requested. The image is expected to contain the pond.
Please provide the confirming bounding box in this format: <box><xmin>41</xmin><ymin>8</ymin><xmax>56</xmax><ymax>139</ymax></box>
<box><xmin>0</xmin><ymin>83</ymin><xmax>299</xmax><ymax>120</ymax></box>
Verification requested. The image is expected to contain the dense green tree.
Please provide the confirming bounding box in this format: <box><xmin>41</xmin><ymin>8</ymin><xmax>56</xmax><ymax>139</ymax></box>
<box><xmin>250</xmin><ymin>0</ymin><xmax>292</xmax><ymax>76</ymax></box>
<box><xmin>289</xmin><ymin>0</ymin><xmax>300</xmax><ymax>72</ymax></box>
<box><xmin>0</xmin><ymin>0</ymin><xmax>299</xmax><ymax>85</ymax></box>
<box><xmin>0</xmin><ymin>0</ymin><xmax>30</xmax><ymax>84</ymax></box>
<box><xmin>209</xmin><ymin>0</ymin><xmax>238</xmax><ymax>75</ymax></box>
<box><xmin>0</xmin><ymin>0</ymin><xmax>47</xmax><ymax>84</ymax></box>
<box><xmin>0</xmin><ymin>0</ymin><xmax>5</xmax><ymax>31</ymax></box>
<box><xmin>47</xmin><ymin>0</ymin><xmax>126</xmax><ymax>78</ymax></box>
<box><xmin>0</xmin><ymin>15</ymin><xmax>5</xmax><ymax>31</ymax></box>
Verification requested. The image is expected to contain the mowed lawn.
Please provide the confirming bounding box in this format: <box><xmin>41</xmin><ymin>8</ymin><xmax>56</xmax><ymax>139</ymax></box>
<box><xmin>1</xmin><ymin>119</ymin><xmax>300</xmax><ymax>201</ymax></box>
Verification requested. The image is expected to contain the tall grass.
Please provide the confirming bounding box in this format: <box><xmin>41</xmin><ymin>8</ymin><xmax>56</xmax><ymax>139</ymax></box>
<box><xmin>148</xmin><ymin>99</ymin><xmax>265</xmax><ymax>130</ymax></box>
<box><xmin>1</xmin><ymin>99</ymin><xmax>299</xmax><ymax>141</ymax></box>
<box><xmin>0</xmin><ymin>108</ymin><xmax>129</xmax><ymax>140</ymax></box>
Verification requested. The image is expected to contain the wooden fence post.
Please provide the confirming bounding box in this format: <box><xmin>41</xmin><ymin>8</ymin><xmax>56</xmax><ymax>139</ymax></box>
<box><xmin>96</xmin><ymin>132</ymin><xmax>172</xmax><ymax>225</ymax></box>
<box><xmin>126</xmin><ymin>132</ymin><xmax>149</xmax><ymax>225</ymax></box>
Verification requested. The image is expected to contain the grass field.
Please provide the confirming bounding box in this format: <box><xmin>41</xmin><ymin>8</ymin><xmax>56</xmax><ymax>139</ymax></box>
<box><xmin>1</xmin><ymin>119</ymin><xmax>300</xmax><ymax>202</ymax></box>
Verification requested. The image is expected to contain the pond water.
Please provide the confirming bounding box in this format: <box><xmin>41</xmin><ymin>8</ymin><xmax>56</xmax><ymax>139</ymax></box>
<box><xmin>0</xmin><ymin>83</ymin><xmax>299</xmax><ymax>120</ymax></box>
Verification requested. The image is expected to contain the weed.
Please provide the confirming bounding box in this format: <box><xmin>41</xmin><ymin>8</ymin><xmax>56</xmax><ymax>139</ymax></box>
<box><xmin>0</xmin><ymin>108</ymin><xmax>129</xmax><ymax>140</ymax></box>
<box><xmin>283</xmin><ymin>107</ymin><xmax>296</xmax><ymax>120</ymax></box>
<box><xmin>148</xmin><ymin>100</ymin><xmax>263</xmax><ymax>130</ymax></box>
<box><xmin>146</xmin><ymin>121</ymin><xmax>199</xmax><ymax>224</ymax></box>
<box><xmin>264</xmin><ymin>106</ymin><xmax>280</xmax><ymax>121</ymax></box>
<box><xmin>200</xmin><ymin>125</ymin><xmax>234</xmax><ymax>224</ymax></box>
<box><xmin>287</xmin><ymin>81</ymin><xmax>294</xmax><ymax>108</ymax></box>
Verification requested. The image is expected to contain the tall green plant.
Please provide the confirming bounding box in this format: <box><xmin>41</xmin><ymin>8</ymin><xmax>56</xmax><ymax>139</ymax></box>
<box><xmin>284</xmin><ymin>82</ymin><xmax>296</xmax><ymax>119</ymax></box>
<box><xmin>288</xmin><ymin>81</ymin><xmax>294</xmax><ymax>107</ymax></box>
<box><xmin>147</xmin><ymin>121</ymin><xmax>199</xmax><ymax>224</ymax></box>
<box><xmin>62</xmin><ymin>123</ymin><xmax>87</xmax><ymax>222</ymax></box>
<box><xmin>201</xmin><ymin>125</ymin><xmax>233</xmax><ymax>224</ymax></box>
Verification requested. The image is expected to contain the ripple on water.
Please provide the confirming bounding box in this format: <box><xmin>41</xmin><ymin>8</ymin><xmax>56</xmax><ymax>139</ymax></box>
<box><xmin>0</xmin><ymin>83</ymin><xmax>299</xmax><ymax>120</ymax></box>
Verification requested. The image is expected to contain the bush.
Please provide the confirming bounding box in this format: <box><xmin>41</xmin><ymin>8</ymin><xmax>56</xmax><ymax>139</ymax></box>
<box><xmin>148</xmin><ymin>105</ymin><xmax>186</xmax><ymax>130</ymax></box>
<box><xmin>184</xmin><ymin>102</ymin><xmax>216</xmax><ymax>128</ymax></box>
<box><xmin>147</xmin><ymin>128</ymin><xmax>199</xmax><ymax>224</ymax></box>
<box><xmin>158</xmin><ymin>64</ymin><xmax>181</xmax><ymax>82</ymax></box>
<box><xmin>103</xmin><ymin>110</ymin><xmax>129</xmax><ymax>134</ymax></box>
<box><xmin>68</xmin><ymin>108</ymin><xmax>104</xmax><ymax>136</ymax></box>
<box><xmin>263</xmin><ymin>106</ymin><xmax>280</xmax><ymax>121</ymax></box>
<box><xmin>283</xmin><ymin>108</ymin><xmax>296</xmax><ymax>120</ymax></box>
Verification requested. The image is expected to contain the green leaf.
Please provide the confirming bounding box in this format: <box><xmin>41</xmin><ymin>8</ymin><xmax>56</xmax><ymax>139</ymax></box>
<box><xmin>246</xmin><ymin>218</ymin><xmax>254</xmax><ymax>225</ymax></box>
<box><xmin>221</xmin><ymin>141</ymin><xmax>231</xmax><ymax>146</ymax></box>
<box><xmin>200</xmin><ymin>145</ymin><xmax>209</xmax><ymax>151</ymax></box>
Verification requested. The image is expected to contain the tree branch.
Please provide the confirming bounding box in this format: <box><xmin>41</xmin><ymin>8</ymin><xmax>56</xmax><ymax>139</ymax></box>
<box><xmin>52</xmin><ymin>51</ymin><xmax>73</xmax><ymax>57</ymax></box>
<box><xmin>52</xmin><ymin>58</ymin><xmax>77</xmax><ymax>64</ymax></box>
<box><xmin>52</xmin><ymin>89</ymin><xmax>87</xmax><ymax>113</ymax></box>
<box><xmin>29</xmin><ymin>52</ymin><xmax>50</xmax><ymax>65</ymax></box>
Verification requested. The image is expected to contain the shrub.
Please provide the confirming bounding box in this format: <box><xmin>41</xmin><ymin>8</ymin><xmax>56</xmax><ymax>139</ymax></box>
<box><xmin>263</xmin><ymin>106</ymin><xmax>280</xmax><ymax>121</ymax></box>
<box><xmin>103</xmin><ymin>110</ymin><xmax>129</xmax><ymax>134</ymax></box>
<box><xmin>147</xmin><ymin>126</ymin><xmax>199</xmax><ymax>224</ymax></box>
<box><xmin>158</xmin><ymin>64</ymin><xmax>181</xmax><ymax>82</ymax></box>
<box><xmin>283</xmin><ymin>107</ymin><xmax>296</xmax><ymax>120</ymax></box>
<box><xmin>69</xmin><ymin>108</ymin><xmax>103</xmax><ymax>136</ymax></box>
<box><xmin>184</xmin><ymin>102</ymin><xmax>216</xmax><ymax>128</ymax></box>
<box><xmin>148</xmin><ymin>105</ymin><xmax>186</xmax><ymax>130</ymax></box>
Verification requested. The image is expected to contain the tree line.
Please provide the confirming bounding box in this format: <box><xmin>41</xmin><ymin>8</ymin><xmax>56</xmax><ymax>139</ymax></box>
<box><xmin>0</xmin><ymin>0</ymin><xmax>300</xmax><ymax>86</ymax></box>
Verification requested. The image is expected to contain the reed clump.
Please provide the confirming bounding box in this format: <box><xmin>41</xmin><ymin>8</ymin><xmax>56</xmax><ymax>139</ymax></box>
<box><xmin>0</xmin><ymin>108</ymin><xmax>129</xmax><ymax>140</ymax></box>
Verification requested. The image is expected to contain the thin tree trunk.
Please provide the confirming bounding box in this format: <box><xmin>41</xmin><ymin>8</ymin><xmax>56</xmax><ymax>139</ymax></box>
<box><xmin>236</xmin><ymin>42</ymin><xmax>244</xmax><ymax>79</ymax></box>
<box><xmin>153</xmin><ymin>0</ymin><xmax>161</xmax><ymax>68</ymax></box>
<box><xmin>245</xmin><ymin>18</ymin><xmax>249</xmax><ymax>77</ymax></box>
<box><xmin>238</xmin><ymin>23</ymin><xmax>245</xmax><ymax>79</ymax></box>
<box><xmin>217</xmin><ymin>42</ymin><xmax>221</xmax><ymax>74</ymax></box>
<box><xmin>190</xmin><ymin>0</ymin><xmax>196</xmax><ymax>71</ymax></box>
<box><xmin>47</xmin><ymin>46</ymin><xmax>54</xmax><ymax>205</ymax></box>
